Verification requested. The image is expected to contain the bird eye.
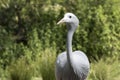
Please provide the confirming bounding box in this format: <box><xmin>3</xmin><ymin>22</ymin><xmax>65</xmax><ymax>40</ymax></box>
<box><xmin>69</xmin><ymin>16</ymin><xmax>72</xmax><ymax>18</ymax></box>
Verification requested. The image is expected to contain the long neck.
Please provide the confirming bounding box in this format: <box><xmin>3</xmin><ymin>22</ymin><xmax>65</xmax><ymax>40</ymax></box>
<box><xmin>66</xmin><ymin>24</ymin><xmax>75</xmax><ymax>65</ymax></box>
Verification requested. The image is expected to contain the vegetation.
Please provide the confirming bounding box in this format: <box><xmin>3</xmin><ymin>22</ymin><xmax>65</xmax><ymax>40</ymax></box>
<box><xmin>0</xmin><ymin>0</ymin><xmax>120</xmax><ymax>80</ymax></box>
<box><xmin>88</xmin><ymin>57</ymin><xmax>120</xmax><ymax>80</ymax></box>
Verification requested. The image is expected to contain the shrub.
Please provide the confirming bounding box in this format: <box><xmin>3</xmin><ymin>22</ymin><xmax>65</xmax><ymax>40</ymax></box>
<box><xmin>0</xmin><ymin>66</ymin><xmax>4</xmax><ymax>79</ymax></box>
<box><xmin>88</xmin><ymin>57</ymin><xmax>120</xmax><ymax>80</ymax></box>
<box><xmin>36</xmin><ymin>48</ymin><xmax>56</xmax><ymax>80</ymax></box>
<box><xmin>8</xmin><ymin>57</ymin><xmax>35</xmax><ymax>80</ymax></box>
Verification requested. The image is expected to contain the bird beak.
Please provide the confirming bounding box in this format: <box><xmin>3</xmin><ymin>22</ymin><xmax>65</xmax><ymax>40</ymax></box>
<box><xmin>57</xmin><ymin>18</ymin><xmax>65</xmax><ymax>25</ymax></box>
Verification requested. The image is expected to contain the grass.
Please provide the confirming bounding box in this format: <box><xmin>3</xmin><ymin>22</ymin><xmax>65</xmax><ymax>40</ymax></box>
<box><xmin>36</xmin><ymin>48</ymin><xmax>56</xmax><ymax>80</ymax></box>
<box><xmin>0</xmin><ymin>49</ymin><xmax>120</xmax><ymax>80</ymax></box>
<box><xmin>32</xmin><ymin>77</ymin><xmax>42</xmax><ymax>80</ymax></box>
<box><xmin>8</xmin><ymin>57</ymin><xmax>35</xmax><ymax>80</ymax></box>
<box><xmin>88</xmin><ymin>57</ymin><xmax>120</xmax><ymax>80</ymax></box>
<box><xmin>32</xmin><ymin>55</ymin><xmax>120</xmax><ymax>80</ymax></box>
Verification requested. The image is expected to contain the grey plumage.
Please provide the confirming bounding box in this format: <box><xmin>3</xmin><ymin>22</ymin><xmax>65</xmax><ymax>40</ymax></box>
<box><xmin>55</xmin><ymin>13</ymin><xmax>90</xmax><ymax>80</ymax></box>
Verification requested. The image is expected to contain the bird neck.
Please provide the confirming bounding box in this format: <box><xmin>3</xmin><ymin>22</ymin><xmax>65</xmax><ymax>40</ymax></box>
<box><xmin>66</xmin><ymin>24</ymin><xmax>75</xmax><ymax>65</ymax></box>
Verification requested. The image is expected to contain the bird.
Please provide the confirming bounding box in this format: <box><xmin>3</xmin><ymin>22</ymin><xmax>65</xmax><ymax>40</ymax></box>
<box><xmin>55</xmin><ymin>13</ymin><xmax>90</xmax><ymax>80</ymax></box>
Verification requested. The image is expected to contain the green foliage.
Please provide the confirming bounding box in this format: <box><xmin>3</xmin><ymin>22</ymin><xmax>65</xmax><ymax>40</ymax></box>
<box><xmin>0</xmin><ymin>0</ymin><xmax>119</xmax><ymax>58</ymax></box>
<box><xmin>56</xmin><ymin>0</ymin><xmax>120</xmax><ymax>57</ymax></box>
<box><xmin>8</xmin><ymin>57</ymin><xmax>34</xmax><ymax>80</ymax></box>
<box><xmin>0</xmin><ymin>0</ymin><xmax>120</xmax><ymax>80</ymax></box>
<box><xmin>0</xmin><ymin>66</ymin><xmax>4</xmax><ymax>78</ymax></box>
<box><xmin>0</xmin><ymin>66</ymin><xmax>8</xmax><ymax>80</ymax></box>
<box><xmin>36</xmin><ymin>48</ymin><xmax>56</xmax><ymax>80</ymax></box>
<box><xmin>88</xmin><ymin>57</ymin><xmax>120</xmax><ymax>80</ymax></box>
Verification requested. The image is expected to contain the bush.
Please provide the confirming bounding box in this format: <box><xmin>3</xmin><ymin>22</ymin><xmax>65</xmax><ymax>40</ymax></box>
<box><xmin>0</xmin><ymin>66</ymin><xmax>4</xmax><ymax>79</ymax></box>
<box><xmin>0</xmin><ymin>0</ymin><xmax>120</xmax><ymax>80</ymax></box>
<box><xmin>88</xmin><ymin>57</ymin><xmax>120</xmax><ymax>80</ymax></box>
<box><xmin>8</xmin><ymin>57</ymin><xmax>35</xmax><ymax>80</ymax></box>
<box><xmin>36</xmin><ymin>48</ymin><xmax>56</xmax><ymax>80</ymax></box>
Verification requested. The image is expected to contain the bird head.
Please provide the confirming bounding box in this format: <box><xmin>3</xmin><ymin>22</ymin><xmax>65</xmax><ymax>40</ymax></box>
<box><xmin>57</xmin><ymin>13</ymin><xmax>79</xmax><ymax>28</ymax></box>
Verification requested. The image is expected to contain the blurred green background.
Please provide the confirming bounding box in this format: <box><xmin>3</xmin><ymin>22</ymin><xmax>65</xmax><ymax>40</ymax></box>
<box><xmin>0</xmin><ymin>0</ymin><xmax>120</xmax><ymax>80</ymax></box>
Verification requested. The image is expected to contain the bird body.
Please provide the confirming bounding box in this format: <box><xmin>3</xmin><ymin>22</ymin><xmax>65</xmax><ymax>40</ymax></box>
<box><xmin>56</xmin><ymin>51</ymin><xmax>89</xmax><ymax>80</ymax></box>
<box><xmin>55</xmin><ymin>13</ymin><xmax>90</xmax><ymax>80</ymax></box>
